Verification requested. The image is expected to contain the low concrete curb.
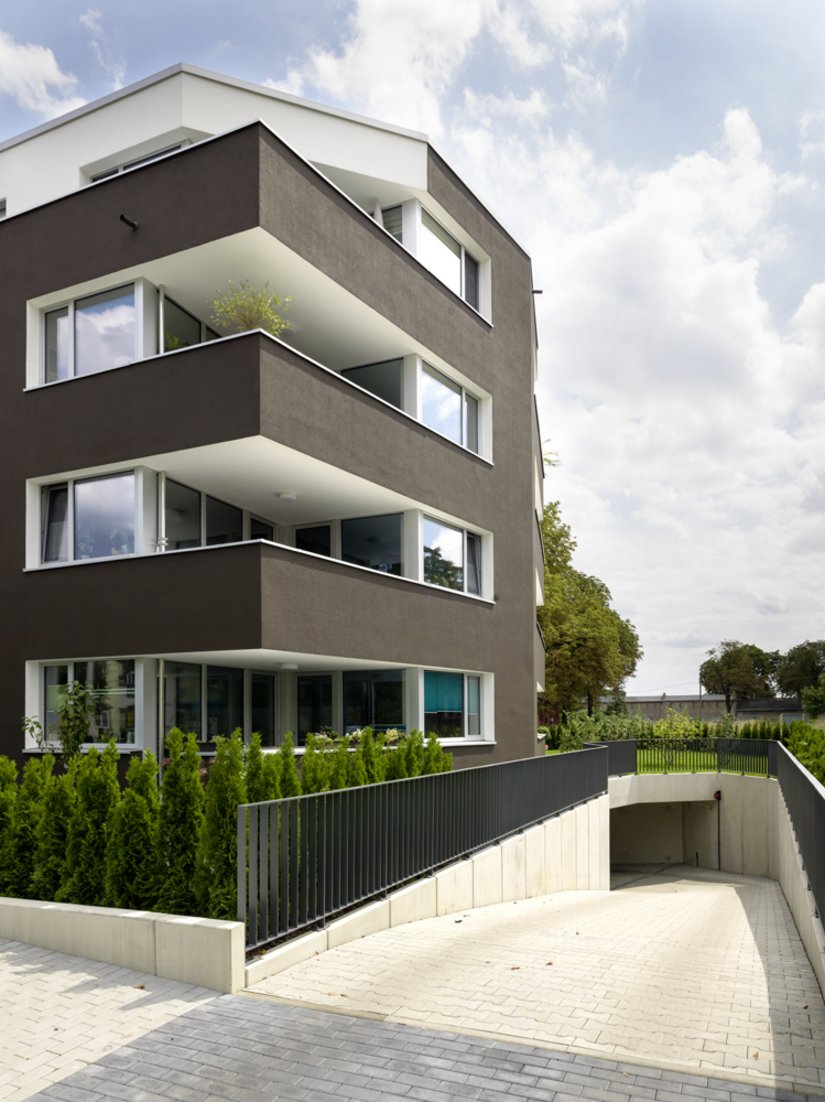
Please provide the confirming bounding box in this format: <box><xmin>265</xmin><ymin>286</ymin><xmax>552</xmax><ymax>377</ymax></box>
<box><xmin>0</xmin><ymin>897</ymin><xmax>245</xmax><ymax>992</ymax></box>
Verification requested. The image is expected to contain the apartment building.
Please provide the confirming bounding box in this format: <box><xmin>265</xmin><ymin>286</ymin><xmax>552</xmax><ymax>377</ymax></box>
<box><xmin>0</xmin><ymin>64</ymin><xmax>545</xmax><ymax>766</ymax></box>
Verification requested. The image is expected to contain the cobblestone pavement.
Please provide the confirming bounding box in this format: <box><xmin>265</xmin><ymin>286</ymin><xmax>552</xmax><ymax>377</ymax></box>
<box><xmin>0</xmin><ymin>940</ymin><xmax>215</xmax><ymax>1102</ymax></box>
<box><xmin>21</xmin><ymin>996</ymin><xmax>825</xmax><ymax>1102</ymax></box>
<box><xmin>4</xmin><ymin>867</ymin><xmax>825</xmax><ymax>1101</ymax></box>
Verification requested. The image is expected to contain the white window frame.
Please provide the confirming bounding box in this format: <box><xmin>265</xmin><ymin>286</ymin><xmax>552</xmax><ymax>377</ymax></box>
<box><xmin>37</xmin><ymin>278</ymin><xmax>156</xmax><ymax>387</ymax></box>
<box><xmin>421</xmin><ymin>515</ymin><xmax>487</xmax><ymax>598</ymax></box>
<box><xmin>417</xmin><ymin>669</ymin><xmax>493</xmax><ymax>744</ymax></box>
<box><xmin>31</xmin><ymin>467</ymin><xmax>149</xmax><ymax>569</ymax></box>
<box><xmin>381</xmin><ymin>200</ymin><xmax>491</xmax><ymax>318</ymax></box>
<box><xmin>26</xmin><ymin>657</ymin><xmax>147</xmax><ymax>751</ymax></box>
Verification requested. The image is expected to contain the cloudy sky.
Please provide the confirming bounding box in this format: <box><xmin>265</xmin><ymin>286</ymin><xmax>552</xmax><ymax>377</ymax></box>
<box><xmin>2</xmin><ymin>2</ymin><xmax>824</xmax><ymax>696</ymax></box>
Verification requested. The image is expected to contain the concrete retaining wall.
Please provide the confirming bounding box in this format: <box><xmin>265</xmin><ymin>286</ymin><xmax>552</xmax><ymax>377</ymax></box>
<box><xmin>246</xmin><ymin>793</ymin><xmax>610</xmax><ymax>987</ymax></box>
<box><xmin>608</xmin><ymin>773</ymin><xmax>775</xmax><ymax>874</ymax></box>
<box><xmin>0</xmin><ymin>897</ymin><xmax>245</xmax><ymax>993</ymax></box>
<box><xmin>608</xmin><ymin>772</ymin><xmax>825</xmax><ymax>998</ymax></box>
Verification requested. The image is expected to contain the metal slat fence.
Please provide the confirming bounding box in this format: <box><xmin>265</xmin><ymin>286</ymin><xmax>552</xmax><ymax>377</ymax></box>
<box><xmin>635</xmin><ymin>736</ymin><xmax>772</xmax><ymax>776</ymax></box>
<box><xmin>238</xmin><ymin>747</ymin><xmax>607</xmax><ymax>952</ymax></box>
<box><xmin>776</xmin><ymin>743</ymin><xmax>825</xmax><ymax>922</ymax></box>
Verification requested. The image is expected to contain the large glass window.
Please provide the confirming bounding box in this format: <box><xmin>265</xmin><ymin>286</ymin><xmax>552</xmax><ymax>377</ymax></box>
<box><xmin>343</xmin><ymin>670</ymin><xmax>404</xmax><ymax>732</ymax></box>
<box><xmin>205</xmin><ymin>496</ymin><xmax>243</xmax><ymax>546</ymax></box>
<box><xmin>296</xmin><ymin>525</ymin><xmax>331</xmax><ymax>556</ymax></box>
<box><xmin>43</xmin><ymin>660</ymin><xmax>135</xmax><ymax>744</ymax></box>
<box><xmin>422</xmin><ymin>518</ymin><xmax>482</xmax><ymax>596</ymax></box>
<box><xmin>164</xmin><ymin>661</ymin><xmax>202</xmax><ymax>737</ymax></box>
<box><xmin>78</xmin><ymin>659</ymin><xmax>136</xmax><ymax>743</ymax></box>
<box><xmin>341</xmin><ymin>514</ymin><xmax>402</xmax><ymax>575</ymax></box>
<box><xmin>297</xmin><ymin>674</ymin><xmax>333</xmax><ymax>745</ymax></box>
<box><xmin>206</xmin><ymin>666</ymin><xmax>244</xmax><ymax>739</ymax></box>
<box><xmin>341</xmin><ymin>359</ymin><xmax>404</xmax><ymax>409</ymax></box>
<box><xmin>74</xmin><ymin>473</ymin><xmax>135</xmax><ymax>559</ymax></box>
<box><xmin>421</xmin><ymin>363</ymin><xmax>479</xmax><ymax>452</ymax></box>
<box><xmin>250</xmin><ymin>517</ymin><xmax>274</xmax><ymax>541</ymax></box>
<box><xmin>41</xmin><ymin>472</ymin><xmax>136</xmax><ymax>565</ymax></box>
<box><xmin>165</xmin><ymin>480</ymin><xmax>201</xmax><ymax>549</ymax></box>
<box><xmin>45</xmin><ymin>284</ymin><xmax>137</xmax><ymax>383</ymax></box>
<box><xmin>74</xmin><ymin>286</ymin><xmax>136</xmax><ymax>376</ymax></box>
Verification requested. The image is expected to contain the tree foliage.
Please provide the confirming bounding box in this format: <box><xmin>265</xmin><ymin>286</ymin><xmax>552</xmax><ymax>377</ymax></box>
<box><xmin>777</xmin><ymin>640</ymin><xmax>825</xmax><ymax>698</ymax></box>
<box><xmin>802</xmin><ymin>672</ymin><xmax>825</xmax><ymax>719</ymax></box>
<box><xmin>538</xmin><ymin>502</ymin><xmax>641</xmax><ymax>716</ymax></box>
<box><xmin>699</xmin><ymin>641</ymin><xmax>779</xmax><ymax>713</ymax></box>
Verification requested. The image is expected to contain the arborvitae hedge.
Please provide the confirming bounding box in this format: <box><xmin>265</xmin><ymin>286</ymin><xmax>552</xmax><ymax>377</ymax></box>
<box><xmin>104</xmin><ymin>753</ymin><xmax>160</xmax><ymax>910</ymax></box>
<box><xmin>155</xmin><ymin>729</ymin><xmax>204</xmax><ymax>916</ymax></box>
<box><xmin>0</xmin><ymin>725</ymin><xmax>455</xmax><ymax>920</ymax></box>
<box><xmin>195</xmin><ymin>730</ymin><xmax>246</xmax><ymax>921</ymax></box>
<box><xmin>57</xmin><ymin>744</ymin><xmax>121</xmax><ymax>906</ymax></box>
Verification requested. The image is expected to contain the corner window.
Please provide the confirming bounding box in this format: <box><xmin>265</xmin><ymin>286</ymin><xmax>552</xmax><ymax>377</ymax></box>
<box><xmin>341</xmin><ymin>514</ymin><xmax>402</xmax><ymax>575</ymax></box>
<box><xmin>41</xmin><ymin>472</ymin><xmax>136</xmax><ymax>564</ymax></box>
<box><xmin>422</xmin><ymin>517</ymin><xmax>482</xmax><ymax>596</ymax></box>
<box><xmin>46</xmin><ymin>285</ymin><xmax>136</xmax><ymax>382</ymax></box>
<box><xmin>424</xmin><ymin>671</ymin><xmax>482</xmax><ymax>739</ymax></box>
<box><xmin>421</xmin><ymin>363</ymin><xmax>480</xmax><ymax>453</ymax></box>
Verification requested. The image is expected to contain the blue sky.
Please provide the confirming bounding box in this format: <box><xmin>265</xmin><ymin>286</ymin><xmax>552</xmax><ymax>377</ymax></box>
<box><xmin>2</xmin><ymin>1</ymin><xmax>824</xmax><ymax>696</ymax></box>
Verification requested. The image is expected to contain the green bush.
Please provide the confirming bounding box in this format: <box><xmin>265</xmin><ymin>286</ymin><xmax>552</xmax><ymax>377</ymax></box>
<box><xmin>195</xmin><ymin>730</ymin><xmax>246</xmax><ymax>920</ymax></box>
<box><xmin>57</xmin><ymin>744</ymin><xmax>120</xmax><ymax>906</ymax></box>
<box><xmin>104</xmin><ymin>753</ymin><xmax>160</xmax><ymax>910</ymax></box>
<box><xmin>299</xmin><ymin>734</ymin><xmax>329</xmax><ymax>793</ymax></box>
<box><xmin>155</xmin><ymin>729</ymin><xmax>205</xmax><ymax>915</ymax></box>
<box><xmin>278</xmin><ymin>733</ymin><xmax>302</xmax><ymax>798</ymax></box>
<box><xmin>0</xmin><ymin>756</ymin><xmax>19</xmax><ymax>893</ymax></box>
<box><xmin>30</xmin><ymin>765</ymin><xmax>77</xmax><ymax>901</ymax></box>
<box><xmin>5</xmin><ymin>754</ymin><xmax>54</xmax><ymax>898</ymax></box>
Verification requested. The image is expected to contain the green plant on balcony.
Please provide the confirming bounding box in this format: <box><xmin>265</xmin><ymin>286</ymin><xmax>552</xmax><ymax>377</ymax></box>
<box><xmin>211</xmin><ymin>280</ymin><xmax>292</xmax><ymax>338</ymax></box>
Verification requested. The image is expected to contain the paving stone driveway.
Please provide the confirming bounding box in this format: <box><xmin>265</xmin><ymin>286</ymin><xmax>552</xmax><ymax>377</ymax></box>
<box><xmin>250</xmin><ymin>867</ymin><xmax>825</xmax><ymax>1093</ymax></box>
<box><xmin>3</xmin><ymin>866</ymin><xmax>825</xmax><ymax>1101</ymax></box>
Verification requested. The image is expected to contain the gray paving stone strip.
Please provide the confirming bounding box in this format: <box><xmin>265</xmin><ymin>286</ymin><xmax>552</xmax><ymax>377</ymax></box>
<box><xmin>17</xmin><ymin>997</ymin><xmax>825</xmax><ymax>1102</ymax></box>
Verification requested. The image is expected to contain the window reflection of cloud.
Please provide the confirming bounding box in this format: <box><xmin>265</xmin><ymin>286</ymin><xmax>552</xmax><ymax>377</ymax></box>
<box><xmin>422</xmin><ymin>374</ymin><xmax>461</xmax><ymax>439</ymax></box>
<box><xmin>76</xmin><ymin>301</ymin><xmax>135</xmax><ymax>373</ymax></box>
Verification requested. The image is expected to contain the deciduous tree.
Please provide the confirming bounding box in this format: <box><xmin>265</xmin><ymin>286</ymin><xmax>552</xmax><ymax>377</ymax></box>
<box><xmin>699</xmin><ymin>641</ymin><xmax>778</xmax><ymax>713</ymax></box>
<box><xmin>537</xmin><ymin>502</ymin><xmax>641</xmax><ymax>716</ymax></box>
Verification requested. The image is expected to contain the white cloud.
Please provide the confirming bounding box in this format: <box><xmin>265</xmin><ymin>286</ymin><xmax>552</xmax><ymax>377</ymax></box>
<box><xmin>266</xmin><ymin>0</ymin><xmax>639</xmax><ymax>136</ymax></box>
<box><xmin>0</xmin><ymin>30</ymin><xmax>85</xmax><ymax>118</ymax></box>
<box><xmin>80</xmin><ymin>8</ymin><xmax>125</xmax><ymax>90</ymax></box>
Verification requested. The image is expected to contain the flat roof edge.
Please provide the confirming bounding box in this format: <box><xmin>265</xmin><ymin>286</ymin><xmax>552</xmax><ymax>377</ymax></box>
<box><xmin>0</xmin><ymin>62</ymin><xmax>429</xmax><ymax>155</ymax></box>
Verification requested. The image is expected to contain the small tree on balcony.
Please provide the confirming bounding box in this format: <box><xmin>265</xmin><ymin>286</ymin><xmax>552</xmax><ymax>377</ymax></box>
<box><xmin>211</xmin><ymin>280</ymin><xmax>292</xmax><ymax>338</ymax></box>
